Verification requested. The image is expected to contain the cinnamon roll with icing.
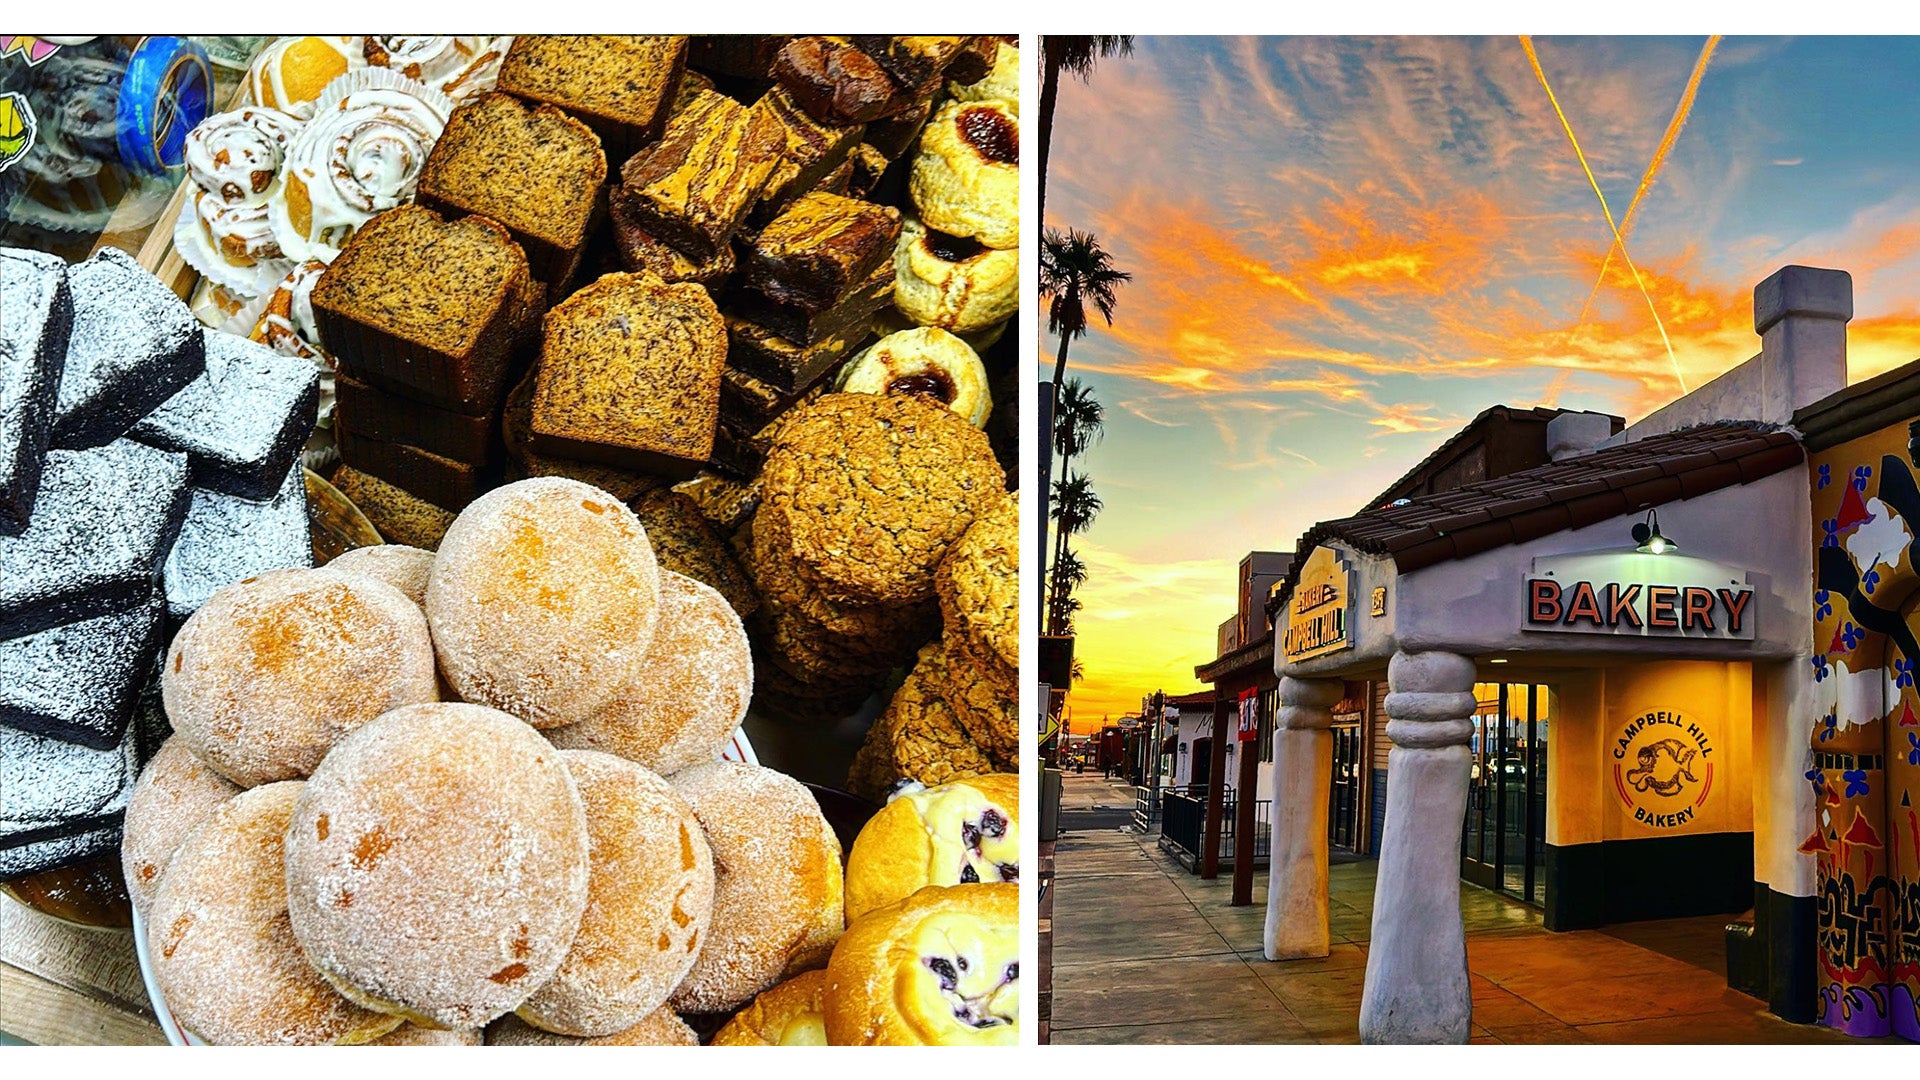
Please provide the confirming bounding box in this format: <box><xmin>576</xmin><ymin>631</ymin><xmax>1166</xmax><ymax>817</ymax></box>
<box><xmin>267</xmin><ymin>74</ymin><xmax>451</xmax><ymax>263</ymax></box>
<box><xmin>185</xmin><ymin>107</ymin><xmax>303</xmax><ymax>205</ymax></box>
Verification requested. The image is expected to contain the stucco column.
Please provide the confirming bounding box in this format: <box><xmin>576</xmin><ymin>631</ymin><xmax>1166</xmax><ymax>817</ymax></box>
<box><xmin>1263</xmin><ymin>675</ymin><xmax>1342</xmax><ymax>960</ymax></box>
<box><xmin>1359</xmin><ymin>650</ymin><xmax>1477</xmax><ymax>1044</ymax></box>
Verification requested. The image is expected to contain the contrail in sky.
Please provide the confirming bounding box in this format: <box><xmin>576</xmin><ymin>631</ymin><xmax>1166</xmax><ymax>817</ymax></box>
<box><xmin>1568</xmin><ymin>36</ymin><xmax>1721</xmax><ymax>350</ymax></box>
<box><xmin>1522</xmin><ymin>35</ymin><xmax>1689</xmax><ymax>394</ymax></box>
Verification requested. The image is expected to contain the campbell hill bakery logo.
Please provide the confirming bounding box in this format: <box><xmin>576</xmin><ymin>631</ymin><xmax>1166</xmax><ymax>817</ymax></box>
<box><xmin>1612</xmin><ymin>709</ymin><xmax>1715</xmax><ymax>829</ymax></box>
<box><xmin>1283</xmin><ymin>546</ymin><xmax>1353</xmax><ymax>662</ymax></box>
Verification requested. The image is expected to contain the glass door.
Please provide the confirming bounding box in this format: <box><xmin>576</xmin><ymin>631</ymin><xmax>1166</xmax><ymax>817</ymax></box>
<box><xmin>1461</xmin><ymin>682</ymin><xmax>1548</xmax><ymax>905</ymax></box>
<box><xmin>1329</xmin><ymin>722</ymin><xmax>1363</xmax><ymax>854</ymax></box>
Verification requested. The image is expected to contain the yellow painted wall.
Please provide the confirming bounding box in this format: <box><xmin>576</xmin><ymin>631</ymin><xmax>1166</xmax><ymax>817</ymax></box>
<box><xmin>1546</xmin><ymin>660</ymin><xmax>1754</xmax><ymax>846</ymax></box>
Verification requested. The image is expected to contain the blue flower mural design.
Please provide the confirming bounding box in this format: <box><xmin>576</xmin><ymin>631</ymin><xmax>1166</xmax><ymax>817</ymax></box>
<box><xmin>1854</xmin><ymin>464</ymin><xmax>1873</xmax><ymax>491</ymax></box>
<box><xmin>1815</xmin><ymin>590</ymin><xmax>1833</xmax><ymax>620</ymax></box>
<box><xmin>1806</xmin><ymin>765</ymin><xmax>1826</xmax><ymax>795</ymax></box>
<box><xmin>1819</xmin><ymin>710</ymin><xmax>1839</xmax><ymax>742</ymax></box>
<box><xmin>1822</xmin><ymin>518</ymin><xmax>1841</xmax><ymax>548</ymax></box>
<box><xmin>1840</xmin><ymin>622</ymin><xmax>1866</xmax><ymax>651</ymax></box>
<box><xmin>1907</xmin><ymin>733</ymin><xmax>1920</xmax><ymax>767</ymax></box>
<box><xmin>1819</xmin><ymin>463</ymin><xmax>1832</xmax><ymax>489</ymax></box>
<box><xmin>1863</xmin><ymin>568</ymin><xmax>1883</xmax><ymax>595</ymax></box>
<box><xmin>1896</xmin><ymin>657</ymin><xmax>1915</xmax><ymax>690</ymax></box>
<box><xmin>1843</xmin><ymin>769</ymin><xmax>1870</xmax><ymax>798</ymax></box>
<box><xmin>1812</xmin><ymin>654</ymin><xmax>1831</xmax><ymax>682</ymax></box>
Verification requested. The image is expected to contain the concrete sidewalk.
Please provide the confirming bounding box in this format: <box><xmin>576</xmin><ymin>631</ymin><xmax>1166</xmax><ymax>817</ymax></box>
<box><xmin>1048</xmin><ymin>775</ymin><xmax>1865</xmax><ymax>1045</ymax></box>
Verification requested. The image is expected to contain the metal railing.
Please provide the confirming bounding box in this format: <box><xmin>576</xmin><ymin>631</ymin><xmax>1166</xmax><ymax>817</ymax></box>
<box><xmin>1157</xmin><ymin>788</ymin><xmax>1271</xmax><ymax>872</ymax></box>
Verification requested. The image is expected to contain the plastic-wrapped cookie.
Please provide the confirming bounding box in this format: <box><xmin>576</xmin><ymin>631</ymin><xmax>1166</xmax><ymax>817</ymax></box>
<box><xmin>668</xmin><ymin>761</ymin><xmax>845</xmax><ymax>1015</ymax></box>
<box><xmin>284</xmin><ymin>703</ymin><xmax>591</xmax><ymax>1029</ymax></box>
<box><xmin>908</xmin><ymin>100</ymin><xmax>1018</xmax><ymax>250</ymax></box>
<box><xmin>545</xmin><ymin>571</ymin><xmax>751</xmax><ymax>775</ymax></box>
<box><xmin>711</xmin><ymin>969</ymin><xmax>830</xmax><ymax>1046</ymax></box>
<box><xmin>824</xmin><ymin>883</ymin><xmax>1018</xmax><ymax>1045</ymax></box>
<box><xmin>162</xmin><ymin>567</ymin><xmax>439</xmax><ymax>787</ymax></box>
<box><xmin>147</xmin><ymin>782</ymin><xmax>403</xmax><ymax>1045</ymax></box>
<box><xmin>515</xmin><ymin>751</ymin><xmax>715</xmax><ymax>1037</ymax></box>
<box><xmin>844</xmin><ymin>774</ymin><xmax>1019</xmax><ymax>922</ymax></box>
<box><xmin>426</xmin><ymin>477</ymin><xmax>662</xmax><ymax>729</ymax></box>
<box><xmin>835</xmin><ymin>327</ymin><xmax>991</xmax><ymax>428</ymax></box>
<box><xmin>893</xmin><ymin>214</ymin><xmax>1019</xmax><ymax>334</ymax></box>
<box><xmin>121</xmin><ymin>736</ymin><xmax>243</xmax><ymax>916</ymax></box>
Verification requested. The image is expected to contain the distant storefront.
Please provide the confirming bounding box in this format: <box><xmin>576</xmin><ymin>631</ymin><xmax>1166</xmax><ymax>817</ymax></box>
<box><xmin>1261</xmin><ymin>265</ymin><xmax>1917</xmax><ymax>1042</ymax></box>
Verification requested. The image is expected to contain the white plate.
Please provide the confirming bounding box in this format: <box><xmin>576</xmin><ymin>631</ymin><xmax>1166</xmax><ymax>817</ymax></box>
<box><xmin>134</xmin><ymin>729</ymin><xmax>756</xmax><ymax>1046</ymax></box>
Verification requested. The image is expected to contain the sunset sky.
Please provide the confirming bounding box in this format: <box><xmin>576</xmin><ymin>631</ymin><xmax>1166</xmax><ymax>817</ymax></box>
<box><xmin>1040</xmin><ymin>35</ymin><xmax>1920</xmax><ymax>724</ymax></box>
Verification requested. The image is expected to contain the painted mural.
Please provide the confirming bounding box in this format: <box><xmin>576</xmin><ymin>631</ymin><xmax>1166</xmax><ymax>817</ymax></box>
<box><xmin>1808</xmin><ymin>423</ymin><xmax>1920</xmax><ymax>1041</ymax></box>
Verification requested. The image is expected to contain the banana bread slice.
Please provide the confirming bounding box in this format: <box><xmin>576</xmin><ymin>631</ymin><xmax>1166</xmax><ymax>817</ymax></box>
<box><xmin>530</xmin><ymin>272</ymin><xmax>726</xmax><ymax>477</ymax></box>
<box><xmin>311</xmin><ymin>205</ymin><xmax>530</xmax><ymax>416</ymax></box>
<box><xmin>418</xmin><ymin>93</ymin><xmax>607</xmax><ymax>288</ymax></box>
<box><xmin>497</xmin><ymin>35</ymin><xmax>687</xmax><ymax>160</ymax></box>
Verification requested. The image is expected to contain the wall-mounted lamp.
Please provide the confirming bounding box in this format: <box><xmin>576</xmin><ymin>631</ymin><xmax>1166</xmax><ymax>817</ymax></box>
<box><xmin>1631</xmin><ymin>509</ymin><xmax>1677</xmax><ymax>555</ymax></box>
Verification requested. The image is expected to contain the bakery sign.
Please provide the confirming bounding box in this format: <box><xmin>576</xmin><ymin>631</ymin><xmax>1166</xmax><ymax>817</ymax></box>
<box><xmin>1283</xmin><ymin>547</ymin><xmax>1353</xmax><ymax>662</ymax></box>
<box><xmin>1523</xmin><ymin>553</ymin><xmax>1755</xmax><ymax>641</ymax></box>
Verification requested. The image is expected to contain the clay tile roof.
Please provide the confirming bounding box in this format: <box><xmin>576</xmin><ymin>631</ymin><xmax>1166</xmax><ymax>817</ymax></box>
<box><xmin>1273</xmin><ymin>421</ymin><xmax>1803</xmax><ymax>607</ymax></box>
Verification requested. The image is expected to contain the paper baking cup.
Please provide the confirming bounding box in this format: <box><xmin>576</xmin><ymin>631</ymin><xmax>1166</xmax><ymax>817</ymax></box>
<box><xmin>311</xmin><ymin>64</ymin><xmax>455</xmax><ymax>122</ymax></box>
<box><xmin>172</xmin><ymin>200</ymin><xmax>292</xmax><ymax>297</ymax></box>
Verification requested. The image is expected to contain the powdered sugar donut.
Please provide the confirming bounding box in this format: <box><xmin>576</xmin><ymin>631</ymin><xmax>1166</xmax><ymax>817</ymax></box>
<box><xmin>162</xmin><ymin>567</ymin><xmax>438</xmax><ymax>787</ymax></box>
<box><xmin>544</xmin><ymin>571</ymin><xmax>750</xmax><ymax>774</ymax></box>
<box><xmin>284</xmin><ymin>702</ymin><xmax>591</xmax><ymax>1029</ymax></box>
<box><xmin>327</xmin><ymin>544</ymin><xmax>434</xmax><ymax>608</ymax></box>
<box><xmin>515</xmin><ymin>751</ymin><xmax>714</xmax><ymax>1036</ymax></box>
<box><xmin>147</xmin><ymin>782</ymin><xmax>402</xmax><ymax>1045</ymax></box>
<box><xmin>121</xmin><ymin>736</ymin><xmax>244</xmax><ymax>916</ymax></box>
<box><xmin>425</xmin><ymin>478</ymin><xmax>662</xmax><ymax>729</ymax></box>
<box><xmin>668</xmin><ymin>761</ymin><xmax>844</xmax><ymax>1014</ymax></box>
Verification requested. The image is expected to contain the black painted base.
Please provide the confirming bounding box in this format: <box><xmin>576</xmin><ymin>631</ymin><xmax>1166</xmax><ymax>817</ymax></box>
<box><xmin>1763</xmin><ymin>884</ymin><xmax>1816</xmax><ymax>1024</ymax></box>
<box><xmin>1544</xmin><ymin>831</ymin><xmax>1754</xmax><ymax>930</ymax></box>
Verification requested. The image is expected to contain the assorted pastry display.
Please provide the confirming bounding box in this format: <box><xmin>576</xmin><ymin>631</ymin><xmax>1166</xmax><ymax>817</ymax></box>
<box><xmin>2</xmin><ymin>33</ymin><xmax>1023</xmax><ymax>1048</ymax></box>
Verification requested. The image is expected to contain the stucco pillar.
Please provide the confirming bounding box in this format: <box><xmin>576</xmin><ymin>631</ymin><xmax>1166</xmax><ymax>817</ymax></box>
<box><xmin>1359</xmin><ymin>650</ymin><xmax>1477</xmax><ymax>1044</ymax></box>
<box><xmin>1263</xmin><ymin>675</ymin><xmax>1342</xmax><ymax>960</ymax></box>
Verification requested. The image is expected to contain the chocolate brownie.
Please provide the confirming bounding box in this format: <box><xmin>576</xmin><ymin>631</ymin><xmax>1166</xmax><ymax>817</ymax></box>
<box><xmin>720</xmin><ymin>357</ymin><xmax>852</xmax><ymax>432</ymax></box>
<box><xmin>742</xmin><ymin>192</ymin><xmax>901</xmax><ymax>312</ymax></box>
<box><xmin>847</xmin><ymin>143</ymin><xmax>893</xmax><ymax>198</ymax></box>
<box><xmin>417</xmin><ymin>93</ymin><xmax>608</xmax><ymax>287</ymax></box>
<box><xmin>162</xmin><ymin>460</ymin><xmax>314</xmax><ymax>622</ymax></box>
<box><xmin>0</xmin><ymin>440</ymin><xmax>189</xmax><ymax>641</ymax></box>
<box><xmin>0</xmin><ymin>248</ymin><xmax>70</xmax><ymax>535</ymax></box>
<box><xmin>617</xmin><ymin>89</ymin><xmax>784</xmax><ymax>262</ymax></box>
<box><xmin>773</xmin><ymin>37</ymin><xmax>916</xmax><ymax>126</ymax></box>
<box><xmin>751</xmin><ymin>88</ymin><xmax>864</xmax><ymax>222</ymax></box>
<box><xmin>757</xmin><ymin>392</ymin><xmax>1004</xmax><ymax>606</ymax></box>
<box><xmin>498</xmin><ymin>35</ymin><xmax>687</xmax><ymax>160</ymax></box>
<box><xmin>0</xmin><ymin>819</ymin><xmax>124</xmax><ymax>880</ymax></box>
<box><xmin>130</xmin><ymin>330</ymin><xmax>320</xmax><ymax>500</ymax></box>
<box><xmin>864</xmin><ymin>96</ymin><xmax>932</xmax><ymax>160</ymax></box>
<box><xmin>0</xmin><ymin>590</ymin><xmax>164</xmax><ymax>749</ymax></box>
<box><xmin>847</xmin><ymin>36</ymin><xmax>975</xmax><ymax>93</ymax></box>
<box><xmin>725</xmin><ymin>313</ymin><xmax>869</xmax><ymax>395</ymax></box>
<box><xmin>727</xmin><ymin>255</ymin><xmax>895</xmax><ymax>345</ymax></box>
<box><xmin>53</xmin><ymin>248</ymin><xmax>206</xmax><ymax>451</ymax></box>
<box><xmin>687</xmin><ymin>35</ymin><xmax>791</xmax><ymax>80</ymax></box>
<box><xmin>334</xmin><ymin>371</ymin><xmax>500</xmax><ymax>465</ymax></box>
<box><xmin>608</xmin><ymin>192</ymin><xmax>736</xmax><ymax>290</ymax></box>
<box><xmin>311</xmin><ymin>206</ymin><xmax>530</xmax><ymax>416</ymax></box>
<box><xmin>530</xmin><ymin>272</ymin><xmax>726</xmax><ymax>476</ymax></box>
<box><xmin>0</xmin><ymin>715</ymin><xmax>139</xmax><ymax>835</ymax></box>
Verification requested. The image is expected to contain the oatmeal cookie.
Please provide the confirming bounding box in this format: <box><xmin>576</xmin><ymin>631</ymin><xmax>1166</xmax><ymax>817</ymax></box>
<box><xmin>934</xmin><ymin>491</ymin><xmax>1017</xmax><ymax>672</ymax></box>
<box><xmin>750</xmin><ymin>503</ymin><xmax>935</xmax><ymax>642</ymax></box>
<box><xmin>758</xmin><ymin>392</ymin><xmax>1003</xmax><ymax>606</ymax></box>
<box><xmin>847</xmin><ymin>640</ymin><xmax>997</xmax><ymax>802</ymax></box>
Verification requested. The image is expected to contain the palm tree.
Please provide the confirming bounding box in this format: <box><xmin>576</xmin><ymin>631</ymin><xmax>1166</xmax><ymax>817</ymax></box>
<box><xmin>1039</xmin><ymin>35</ymin><xmax>1134</xmax><ymax>229</ymax></box>
<box><xmin>1053</xmin><ymin>377</ymin><xmax>1105</xmax><ymax>494</ymax></box>
<box><xmin>1040</xmin><ymin>228</ymin><xmax>1131</xmax><ymax>394</ymax></box>
<box><xmin>1047</xmin><ymin>547</ymin><xmax>1089</xmax><ymax>636</ymax></box>
<box><xmin>1050</xmin><ymin>472</ymin><xmax>1103</xmax><ymax>631</ymax></box>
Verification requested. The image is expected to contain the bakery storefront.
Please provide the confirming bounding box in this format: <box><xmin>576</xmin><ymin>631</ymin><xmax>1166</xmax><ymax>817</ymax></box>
<box><xmin>1258</xmin><ymin>266</ymin><xmax>1876</xmax><ymax>1043</ymax></box>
